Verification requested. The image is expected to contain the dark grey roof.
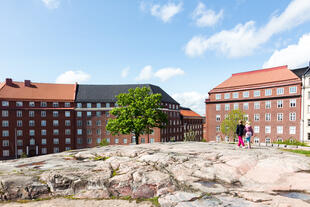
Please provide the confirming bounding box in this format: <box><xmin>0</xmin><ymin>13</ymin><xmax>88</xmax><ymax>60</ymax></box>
<box><xmin>291</xmin><ymin>67</ymin><xmax>308</xmax><ymax>79</ymax></box>
<box><xmin>75</xmin><ymin>84</ymin><xmax>179</xmax><ymax>104</ymax></box>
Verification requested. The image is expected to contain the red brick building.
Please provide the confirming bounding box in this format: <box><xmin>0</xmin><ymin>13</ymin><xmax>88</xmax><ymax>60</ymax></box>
<box><xmin>180</xmin><ymin>107</ymin><xmax>203</xmax><ymax>141</ymax></box>
<box><xmin>206</xmin><ymin>65</ymin><xmax>302</xmax><ymax>143</ymax></box>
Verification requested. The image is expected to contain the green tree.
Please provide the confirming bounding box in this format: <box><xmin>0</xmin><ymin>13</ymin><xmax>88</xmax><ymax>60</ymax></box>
<box><xmin>106</xmin><ymin>87</ymin><xmax>168</xmax><ymax>145</ymax></box>
<box><xmin>220</xmin><ymin>109</ymin><xmax>246</xmax><ymax>141</ymax></box>
<box><xmin>184</xmin><ymin>130</ymin><xmax>196</xmax><ymax>142</ymax></box>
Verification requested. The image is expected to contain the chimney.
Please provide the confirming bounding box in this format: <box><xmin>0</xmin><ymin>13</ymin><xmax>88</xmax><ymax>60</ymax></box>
<box><xmin>24</xmin><ymin>80</ymin><xmax>31</xmax><ymax>87</ymax></box>
<box><xmin>5</xmin><ymin>78</ymin><xmax>12</xmax><ymax>85</ymax></box>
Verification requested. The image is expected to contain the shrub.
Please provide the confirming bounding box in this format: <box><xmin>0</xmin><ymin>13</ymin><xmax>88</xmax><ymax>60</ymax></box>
<box><xmin>273</xmin><ymin>139</ymin><xmax>308</xmax><ymax>147</ymax></box>
<box><xmin>99</xmin><ymin>138</ymin><xmax>109</xmax><ymax>146</ymax></box>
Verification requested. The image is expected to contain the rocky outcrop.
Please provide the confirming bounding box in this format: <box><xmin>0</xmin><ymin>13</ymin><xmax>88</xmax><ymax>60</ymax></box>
<box><xmin>1</xmin><ymin>142</ymin><xmax>310</xmax><ymax>206</ymax></box>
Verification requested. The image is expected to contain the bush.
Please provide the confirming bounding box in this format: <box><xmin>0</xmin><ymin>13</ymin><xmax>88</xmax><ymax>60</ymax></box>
<box><xmin>21</xmin><ymin>153</ymin><xmax>27</xmax><ymax>158</ymax></box>
<box><xmin>99</xmin><ymin>138</ymin><xmax>109</xmax><ymax>146</ymax></box>
<box><xmin>273</xmin><ymin>139</ymin><xmax>308</xmax><ymax>147</ymax></box>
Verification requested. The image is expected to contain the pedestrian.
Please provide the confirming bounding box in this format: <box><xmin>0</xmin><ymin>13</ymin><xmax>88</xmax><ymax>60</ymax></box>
<box><xmin>244</xmin><ymin>121</ymin><xmax>253</xmax><ymax>149</ymax></box>
<box><xmin>236</xmin><ymin>120</ymin><xmax>245</xmax><ymax>148</ymax></box>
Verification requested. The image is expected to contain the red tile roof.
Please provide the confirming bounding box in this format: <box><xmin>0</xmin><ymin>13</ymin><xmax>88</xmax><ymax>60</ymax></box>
<box><xmin>213</xmin><ymin>65</ymin><xmax>299</xmax><ymax>89</ymax></box>
<box><xmin>0</xmin><ymin>81</ymin><xmax>76</xmax><ymax>101</ymax></box>
<box><xmin>180</xmin><ymin>109</ymin><xmax>202</xmax><ymax>118</ymax></box>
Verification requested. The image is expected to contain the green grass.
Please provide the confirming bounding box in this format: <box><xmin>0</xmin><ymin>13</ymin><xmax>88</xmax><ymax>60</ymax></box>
<box><xmin>93</xmin><ymin>156</ymin><xmax>110</xmax><ymax>161</ymax></box>
<box><xmin>273</xmin><ymin>139</ymin><xmax>308</xmax><ymax>147</ymax></box>
<box><xmin>99</xmin><ymin>139</ymin><xmax>110</xmax><ymax>146</ymax></box>
<box><xmin>111</xmin><ymin>168</ymin><xmax>119</xmax><ymax>177</ymax></box>
<box><xmin>282</xmin><ymin>149</ymin><xmax>310</xmax><ymax>157</ymax></box>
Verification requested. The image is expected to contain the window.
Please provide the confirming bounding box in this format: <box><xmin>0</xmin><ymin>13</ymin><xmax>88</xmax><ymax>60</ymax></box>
<box><xmin>65</xmin><ymin>138</ymin><xmax>71</xmax><ymax>144</ymax></box>
<box><xmin>42</xmin><ymin>148</ymin><xmax>47</xmax><ymax>154</ymax></box>
<box><xmin>17</xmin><ymin>140</ymin><xmax>23</xmax><ymax>146</ymax></box>
<box><xmin>65</xmin><ymin>111</ymin><xmax>70</xmax><ymax>117</ymax></box>
<box><xmin>233</xmin><ymin>92</ymin><xmax>239</xmax><ymax>98</ymax></box>
<box><xmin>115</xmin><ymin>138</ymin><xmax>119</xmax><ymax>144</ymax></box>
<box><xmin>253</xmin><ymin>102</ymin><xmax>260</xmax><ymax>109</ymax></box>
<box><xmin>87</xmin><ymin>138</ymin><xmax>92</xmax><ymax>144</ymax></box>
<box><xmin>265</xmin><ymin>126</ymin><xmax>271</xmax><ymax>133</ymax></box>
<box><xmin>87</xmin><ymin>129</ymin><xmax>92</xmax><ymax>135</ymax></box>
<box><xmin>243</xmin><ymin>103</ymin><xmax>249</xmax><ymax>110</ymax></box>
<box><xmin>29</xmin><ymin>130</ymin><xmax>35</xmax><ymax>136</ymax></box>
<box><xmin>77</xmin><ymin>138</ymin><xmax>83</xmax><ymax>144</ymax></box>
<box><xmin>277</xmin><ymin>113</ymin><xmax>283</xmax><ymax>121</ymax></box>
<box><xmin>233</xmin><ymin>103</ymin><xmax>239</xmax><ymax>110</ymax></box>
<box><xmin>54</xmin><ymin>147</ymin><xmax>59</xmax><ymax>153</ymax></box>
<box><xmin>77</xmin><ymin>120</ymin><xmax>82</xmax><ymax>127</ymax></box>
<box><xmin>87</xmin><ymin>111</ymin><xmax>92</xmax><ymax>117</ymax></box>
<box><xmin>2</xmin><ymin>101</ymin><xmax>9</xmax><ymax>106</ymax></box>
<box><xmin>41</xmin><ymin>130</ymin><xmax>46</xmax><ymax>136</ymax></box>
<box><xmin>215</xmin><ymin>94</ymin><xmax>221</xmax><ymax>100</ymax></box>
<box><xmin>254</xmin><ymin>137</ymin><xmax>260</xmax><ymax>143</ymax></box>
<box><xmin>42</xmin><ymin>139</ymin><xmax>47</xmax><ymax>145</ymax></box>
<box><xmin>253</xmin><ymin>90</ymin><xmax>260</xmax><ymax>97</ymax></box>
<box><xmin>96</xmin><ymin>120</ymin><xmax>101</xmax><ymax>126</ymax></box>
<box><xmin>30</xmin><ymin>138</ymin><xmax>35</xmax><ymax>145</ymax></box>
<box><xmin>308</xmin><ymin>119</ymin><xmax>310</xmax><ymax>127</ymax></box>
<box><xmin>96</xmin><ymin>138</ymin><xmax>101</xmax><ymax>144</ymax></box>
<box><xmin>65</xmin><ymin>129</ymin><xmax>71</xmax><ymax>135</ymax></box>
<box><xmin>106</xmin><ymin>103</ymin><xmax>110</xmax><ymax>108</ymax></box>
<box><xmin>3</xmin><ymin>150</ymin><xmax>9</xmax><ymax>157</ymax></box>
<box><xmin>277</xmin><ymin>88</ymin><xmax>284</xmax><ymax>95</ymax></box>
<box><xmin>29</xmin><ymin>111</ymin><xmax>35</xmax><ymax>117</ymax></box>
<box><xmin>289</xmin><ymin>86</ymin><xmax>297</xmax><ymax>94</ymax></box>
<box><xmin>87</xmin><ymin>103</ymin><xmax>92</xmax><ymax>108</ymax></box>
<box><xmin>65</xmin><ymin>120</ymin><xmax>71</xmax><ymax>126</ymax></box>
<box><xmin>243</xmin><ymin>91</ymin><xmax>249</xmax><ymax>98</ymax></box>
<box><xmin>254</xmin><ymin>126</ymin><xmax>259</xmax><ymax>133</ymax></box>
<box><xmin>216</xmin><ymin>104</ymin><xmax>221</xmax><ymax>111</ymax></box>
<box><xmin>254</xmin><ymin>114</ymin><xmax>260</xmax><ymax>121</ymax></box>
<box><xmin>225</xmin><ymin>104</ymin><xmax>230</xmax><ymax>111</ymax></box>
<box><xmin>289</xmin><ymin>126</ymin><xmax>296</xmax><ymax>134</ymax></box>
<box><xmin>277</xmin><ymin>100</ymin><xmax>283</xmax><ymax>108</ymax></box>
<box><xmin>290</xmin><ymin>99</ymin><xmax>296</xmax><ymax>107</ymax></box>
<box><xmin>308</xmin><ymin>133</ymin><xmax>310</xmax><ymax>141</ymax></box>
<box><xmin>96</xmin><ymin>103</ymin><xmax>101</xmax><ymax>108</ymax></box>
<box><xmin>41</xmin><ymin>102</ymin><xmax>47</xmax><ymax>107</ymax></box>
<box><xmin>265</xmin><ymin>89</ymin><xmax>272</xmax><ymax>96</ymax></box>
<box><xmin>16</xmin><ymin>111</ymin><xmax>22</xmax><ymax>117</ymax></box>
<box><xmin>17</xmin><ymin>120</ymin><xmax>22</xmax><ymax>127</ymax></box>
<box><xmin>53</xmin><ymin>120</ymin><xmax>59</xmax><ymax>126</ymax></box>
<box><xmin>216</xmin><ymin>126</ymin><xmax>220</xmax><ymax>132</ymax></box>
<box><xmin>77</xmin><ymin>103</ymin><xmax>82</xmax><ymax>108</ymax></box>
<box><xmin>289</xmin><ymin>112</ymin><xmax>296</xmax><ymax>121</ymax></box>
<box><xmin>53</xmin><ymin>111</ymin><xmax>59</xmax><ymax>117</ymax></box>
<box><xmin>17</xmin><ymin>130</ymin><xmax>22</xmax><ymax>136</ymax></box>
<box><xmin>225</xmin><ymin>136</ymin><xmax>229</xmax><ymax>142</ymax></box>
<box><xmin>29</xmin><ymin>102</ymin><xmax>35</xmax><ymax>107</ymax></box>
<box><xmin>124</xmin><ymin>138</ymin><xmax>128</xmax><ymax>144</ymax></box>
<box><xmin>216</xmin><ymin>135</ymin><xmax>221</xmax><ymax>142</ymax></box>
<box><xmin>53</xmin><ymin>129</ymin><xmax>59</xmax><ymax>135</ymax></box>
<box><xmin>65</xmin><ymin>102</ymin><xmax>71</xmax><ymax>107</ymax></box>
<box><xmin>265</xmin><ymin>138</ymin><xmax>271</xmax><ymax>144</ymax></box>
<box><xmin>96</xmin><ymin>111</ymin><xmax>102</xmax><ymax>117</ymax></box>
<box><xmin>87</xmin><ymin>120</ymin><xmax>92</xmax><ymax>126</ymax></box>
<box><xmin>277</xmin><ymin>138</ymin><xmax>283</xmax><ymax>142</ymax></box>
<box><xmin>53</xmin><ymin>138</ymin><xmax>59</xmax><ymax>144</ymax></box>
<box><xmin>277</xmin><ymin>126</ymin><xmax>283</xmax><ymax>134</ymax></box>
<box><xmin>2</xmin><ymin>140</ymin><xmax>9</xmax><ymax>147</ymax></box>
<box><xmin>265</xmin><ymin>113</ymin><xmax>271</xmax><ymax>121</ymax></box>
<box><xmin>265</xmin><ymin>101</ymin><xmax>271</xmax><ymax>109</ymax></box>
<box><xmin>96</xmin><ymin>129</ymin><xmax>101</xmax><ymax>135</ymax></box>
<box><xmin>216</xmin><ymin>115</ymin><xmax>221</xmax><ymax>121</ymax></box>
<box><xmin>16</xmin><ymin>101</ymin><xmax>23</xmax><ymax>107</ymax></box>
<box><xmin>65</xmin><ymin>147</ymin><xmax>71</xmax><ymax>151</ymax></box>
<box><xmin>105</xmin><ymin>111</ymin><xmax>110</xmax><ymax>117</ymax></box>
<box><xmin>2</xmin><ymin>120</ymin><xmax>9</xmax><ymax>127</ymax></box>
<box><xmin>77</xmin><ymin>129</ymin><xmax>82</xmax><ymax>135</ymax></box>
<box><xmin>41</xmin><ymin>111</ymin><xmax>46</xmax><ymax>117</ymax></box>
<box><xmin>2</xmin><ymin>110</ymin><xmax>8</xmax><ymax>117</ymax></box>
<box><xmin>244</xmin><ymin>114</ymin><xmax>249</xmax><ymax>121</ymax></box>
<box><xmin>224</xmin><ymin>93</ymin><xmax>230</xmax><ymax>99</ymax></box>
<box><xmin>41</xmin><ymin>120</ymin><xmax>46</xmax><ymax>126</ymax></box>
<box><xmin>77</xmin><ymin>111</ymin><xmax>82</xmax><ymax>117</ymax></box>
<box><xmin>29</xmin><ymin>120</ymin><xmax>35</xmax><ymax>127</ymax></box>
<box><xmin>53</xmin><ymin>102</ymin><xmax>59</xmax><ymax>107</ymax></box>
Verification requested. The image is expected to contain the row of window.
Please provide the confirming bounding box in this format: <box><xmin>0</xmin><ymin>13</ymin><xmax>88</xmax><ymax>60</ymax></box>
<box><xmin>2</xmin><ymin>129</ymin><xmax>73</xmax><ymax>137</ymax></box>
<box><xmin>76</xmin><ymin>137</ymin><xmax>155</xmax><ymax>144</ymax></box>
<box><xmin>216</xmin><ymin>136</ymin><xmax>289</xmax><ymax>144</ymax></box>
<box><xmin>2</xmin><ymin>147</ymin><xmax>71</xmax><ymax>157</ymax></box>
<box><xmin>1</xmin><ymin>110</ymin><xmax>71</xmax><ymax>118</ymax></box>
<box><xmin>215</xmin><ymin>86</ymin><xmax>297</xmax><ymax>100</ymax></box>
<box><xmin>2</xmin><ymin>138</ymin><xmax>72</xmax><ymax>147</ymax></box>
<box><xmin>216</xmin><ymin>112</ymin><xmax>297</xmax><ymax>122</ymax></box>
<box><xmin>216</xmin><ymin>125</ymin><xmax>297</xmax><ymax>134</ymax></box>
<box><xmin>76</xmin><ymin>111</ymin><xmax>109</xmax><ymax>117</ymax></box>
<box><xmin>2</xmin><ymin>120</ymin><xmax>72</xmax><ymax>127</ymax></box>
<box><xmin>1</xmin><ymin>101</ymin><xmax>71</xmax><ymax>108</ymax></box>
<box><xmin>215</xmin><ymin>99</ymin><xmax>296</xmax><ymax>111</ymax></box>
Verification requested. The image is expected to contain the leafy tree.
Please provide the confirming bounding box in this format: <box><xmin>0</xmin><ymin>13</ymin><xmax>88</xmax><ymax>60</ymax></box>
<box><xmin>220</xmin><ymin>109</ymin><xmax>246</xmax><ymax>141</ymax></box>
<box><xmin>106</xmin><ymin>87</ymin><xmax>168</xmax><ymax>145</ymax></box>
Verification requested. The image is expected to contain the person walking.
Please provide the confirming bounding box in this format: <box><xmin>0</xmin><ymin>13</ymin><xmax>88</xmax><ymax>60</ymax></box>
<box><xmin>236</xmin><ymin>120</ymin><xmax>245</xmax><ymax>148</ymax></box>
<box><xmin>244</xmin><ymin>121</ymin><xmax>254</xmax><ymax>149</ymax></box>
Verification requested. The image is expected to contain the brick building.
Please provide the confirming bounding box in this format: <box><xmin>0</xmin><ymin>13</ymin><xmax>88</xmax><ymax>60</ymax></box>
<box><xmin>0</xmin><ymin>80</ymin><xmax>183</xmax><ymax>159</ymax></box>
<box><xmin>180</xmin><ymin>107</ymin><xmax>203</xmax><ymax>141</ymax></box>
<box><xmin>206</xmin><ymin>65</ymin><xmax>302</xmax><ymax>143</ymax></box>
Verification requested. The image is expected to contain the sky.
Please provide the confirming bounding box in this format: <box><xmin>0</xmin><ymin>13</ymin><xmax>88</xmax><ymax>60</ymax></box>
<box><xmin>1</xmin><ymin>0</ymin><xmax>310</xmax><ymax>115</ymax></box>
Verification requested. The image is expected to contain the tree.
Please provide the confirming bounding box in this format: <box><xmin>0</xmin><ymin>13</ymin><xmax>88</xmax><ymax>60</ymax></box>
<box><xmin>106</xmin><ymin>87</ymin><xmax>168</xmax><ymax>145</ymax></box>
<box><xmin>184</xmin><ymin>130</ymin><xmax>196</xmax><ymax>142</ymax></box>
<box><xmin>220</xmin><ymin>109</ymin><xmax>246</xmax><ymax>142</ymax></box>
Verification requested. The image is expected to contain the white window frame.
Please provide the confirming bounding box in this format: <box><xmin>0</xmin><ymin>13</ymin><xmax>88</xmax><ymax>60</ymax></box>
<box><xmin>265</xmin><ymin>126</ymin><xmax>271</xmax><ymax>134</ymax></box>
<box><xmin>233</xmin><ymin>92</ymin><xmax>239</xmax><ymax>99</ymax></box>
<box><xmin>277</xmin><ymin>88</ymin><xmax>284</xmax><ymax>95</ymax></box>
<box><xmin>243</xmin><ymin>91</ymin><xmax>249</xmax><ymax>98</ymax></box>
<box><xmin>265</xmin><ymin>89</ymin><xmax>272</xmax><ymax>96</ymax></box>
<box><xmin>215</xmin><ymin>94</ymin><xmax>221</xmax><ymax>100</ymax></box>
<box><xmin>289</xmin><ymin>86</ymin><xmax>297</xmax><ymax>94</ymax></box>
<box><xmin>277</xmin><ymin>126</ymin><xmax>283</xmax><ymax>134</ymax></box>
<box><xmin>253</xmin><ymin>90</ymin><xmax>260</xmax><ymax>97</ymax></box>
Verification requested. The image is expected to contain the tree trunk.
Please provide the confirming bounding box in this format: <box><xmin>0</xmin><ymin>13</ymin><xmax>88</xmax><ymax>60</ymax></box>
<box><xmin>135</xmin><ymin>134</ymin><xmax>139</xmax><ymax>145</ymax></box>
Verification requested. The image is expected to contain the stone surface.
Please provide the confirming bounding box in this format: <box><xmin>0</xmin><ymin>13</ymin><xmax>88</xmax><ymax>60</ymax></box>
<box><xmin>1</xmin><ymin>142</ymin><xmax>310</xmax><ymax>206</ymax></box>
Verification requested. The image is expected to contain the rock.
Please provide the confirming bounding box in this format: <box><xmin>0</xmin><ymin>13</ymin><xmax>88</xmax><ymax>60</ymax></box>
<box><xmin>132</xmin><ymin>184</ymin><xmax>157</xmax><ymax>199</ymax></box>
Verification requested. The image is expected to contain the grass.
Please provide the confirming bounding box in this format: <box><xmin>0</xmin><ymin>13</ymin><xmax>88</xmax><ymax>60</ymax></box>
<box><xmin>111</xmin><ymin>168</ymin><xmax>119</xmax><ymax>177</ymax></box>
<box><xmin>93</xmin><ymin>156</ymin><xmax>110</xmax><ymax>161</ymax></box>
<box><xmin>282</xmin><ymin>149</ymin><xmax>310</xmax><ymax>157</ymax></box>
<box><xmin>99</xmin><ymin>139</ymin><xmax>110</xmax><ymax>147</ymax></box>
<box><xmin>273</xmin><ymin>139</ymin><xmax>308</xmax><ymax>146</ymax></box>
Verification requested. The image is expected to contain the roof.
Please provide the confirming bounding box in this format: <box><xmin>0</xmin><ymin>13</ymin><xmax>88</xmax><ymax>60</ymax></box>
<box><xmin>180</xmin><ymin>109</ymin><xmax>202</xmax><ymax>118</ymax></box>
<box><xmin>291</xmin><ymin>67</ymin><xmax>308</xmax><ymax>79</ymax></box>
<box><xmin>0</xmin><ymin>81</ymin><xmax>76</xmax><ymax>101</ymax></box>
<box><xmin>213</xmin><ymin>65</ymin><xmax>300</xmax><ymax>90</ymax></box>
<box><xmin>75</xmin><ymin>84</ymin><xmax>179</xmax><ymax>104</ymax></box>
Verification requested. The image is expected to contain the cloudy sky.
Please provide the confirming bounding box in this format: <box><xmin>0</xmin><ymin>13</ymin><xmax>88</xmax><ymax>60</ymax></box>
<box><xmin>1</xmin><ymin>0</ymin><xmax>310</xmax><ymax>115</ymax></box>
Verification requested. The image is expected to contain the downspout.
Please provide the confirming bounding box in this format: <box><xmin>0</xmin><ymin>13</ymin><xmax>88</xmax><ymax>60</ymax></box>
<box><xmin>301</xmin><ymin>73</ymin><xmax>305</xmax><ymax>142</ymax></box>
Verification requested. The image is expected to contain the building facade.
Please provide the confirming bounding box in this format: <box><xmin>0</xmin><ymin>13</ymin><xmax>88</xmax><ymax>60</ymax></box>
<box><xmin>180</xmin><ymin>107</ymin><xmax>203</xmax><ymax>141</ymax></box>
<box><xmin>206</xmin><ymin>66</ymin><xmax>302</xmax><ymax>143</ymax></box>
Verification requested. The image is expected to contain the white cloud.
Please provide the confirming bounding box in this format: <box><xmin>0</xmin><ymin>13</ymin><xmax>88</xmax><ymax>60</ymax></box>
<box><xmin>192</xmin><ymin>2</ymin><xmax>223</xmax><ymax>27</ymax></box>
<box><xmin>263</xmin><ymin>33</ymin><xmax>310</xmax><ymax>69</ymax></box>
<box><xmin>185</xmin><ymin>0</ymin><xmax>310</xmax><ymax>58</ymax></box>
<box><xmin>121</xmin><ymin>67</ymin><xmax>130</xmax><ymax>78</ymax></box>
<box><xmin>150</xmin><ymin>2</ymin><xmax>183</xmax><ymax>23</ymax></box>
<box><xmin>136</xmin><ymin>65</ymin><xmax>153</xmax><ymax>81</ymax></box>
<box><xmin>172</xmin><ymin>92</ymin><xmax>208</xmax><ymax>115</ymax></box>
<box><xmin>154</xmin><ymin>67</ymin><xmax>184</xmax><ymax>81</ymax></box>
<box><xmin>56</xmin><ymin>70</ymin><xmax>91</xmax><ymax>83</ymax></box>
<box><xmin>42</xmin><ymin>0</ymin><xmax>60</xmax><ymax>9</ymax></box>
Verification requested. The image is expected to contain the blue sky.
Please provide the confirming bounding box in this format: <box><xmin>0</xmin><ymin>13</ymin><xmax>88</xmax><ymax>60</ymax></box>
<box><xmin>1</xmin><ymin>0</ymin><xmax>310</xmax><ymax>115</ymax></box>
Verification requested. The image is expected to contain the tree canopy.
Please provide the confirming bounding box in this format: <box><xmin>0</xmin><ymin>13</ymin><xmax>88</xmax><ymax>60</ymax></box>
<box><xmin>220</xmin><ymin>109</ymin><xmax>246</xmax><ymax>141</ymax></box>
<box><xmin>106</xmin><ymin>87</ymin><xmax>168</xmax><ymax>144</ymax></box>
